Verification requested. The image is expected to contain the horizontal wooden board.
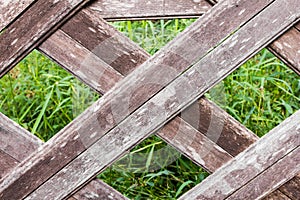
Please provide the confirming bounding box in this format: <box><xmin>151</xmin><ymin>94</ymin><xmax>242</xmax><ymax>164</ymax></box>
<box><xmin>0</xmin><ymin>0</ymin><xmax>35</xmax><ymax>31</ymax></box>
<box><xmin>87</xmin><ymin>0</ymin><xmax>211</xmax><ymax>21</ymax></box>
<box><xmin>0</xmin><ymin>150</ymin><xmax>18</xmax><ymax>180</ymax></box>
<box><xmin>179</xmin><ymin>110</ymin><xmax>300</xmax><ymax>199</ymax></box>
<box><xmin>22</xmin><ymin>0</ymin><xmax>300</xmax><ymax>199</ymax></box>
<box><xmin>0</xmin><ymin>0</ymin><xmax>90</xmax><ymax>78</ymax></box>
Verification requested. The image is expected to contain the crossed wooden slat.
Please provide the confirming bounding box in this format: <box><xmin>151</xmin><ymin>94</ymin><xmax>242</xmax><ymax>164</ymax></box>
<box><xmin>0</xmin><ymin>0</ymin><xmax>299</xmax><ymax>199</ymax></box>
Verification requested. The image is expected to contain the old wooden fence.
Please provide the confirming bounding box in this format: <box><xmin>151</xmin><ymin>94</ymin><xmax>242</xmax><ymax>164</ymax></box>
<box><xmin>0</xmin><ymin>0</ymin><xmax>299</xmax><ymax>199</ymax></box>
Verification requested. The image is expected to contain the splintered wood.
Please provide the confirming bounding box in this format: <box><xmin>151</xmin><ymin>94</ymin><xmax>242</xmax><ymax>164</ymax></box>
<box><xmin>0</xmin><ymin>0</ymin><xmax>299</xmax><ymax>199</ymax></box>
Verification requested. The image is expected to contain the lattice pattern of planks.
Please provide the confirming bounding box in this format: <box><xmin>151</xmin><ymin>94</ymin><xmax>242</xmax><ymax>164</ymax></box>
<box><xmin>0</xmin><ymin>0</ymin><xmax>299</xmax><ymax>199</ymax></box>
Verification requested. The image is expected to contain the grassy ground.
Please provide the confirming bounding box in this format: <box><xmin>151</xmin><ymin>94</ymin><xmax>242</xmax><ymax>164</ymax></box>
<box><xmin>0</xmin><ymin>19</ymin><xmax>299</xmax><ymax>199</ymax></box>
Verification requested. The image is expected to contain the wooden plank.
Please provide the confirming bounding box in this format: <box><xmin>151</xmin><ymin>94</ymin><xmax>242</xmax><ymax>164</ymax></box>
<box><xmin>227</xmin><ymin>147</ymin><xmax>300</xmax><ymax>199</ymax></box>
<box><xmin>263</xmin><ymin>190</ymin><xmax>291</xmax><ymax>200</ymax></box>
<box><xmin>21</xmin><ymin>1</ymin><xmax>300</xmax><ymax>199</ymax></box>
<box><xmin>279</xmin><ymin>174</ymin><xmax>300</xmax><ymax>200</ymax></box>
<box><xmin>61</xmin><ymin>9</ymin><xmax>150</xmax><ymax>76</ymax></box>
<box><xmin>0</xmin><ymin>113</ymin><xmax>42</xmax><ymax>161</ymax></box>
<box><xmin>0</xmin><ymin>0</ymin><xmax>35</xmax><ymax>31</ymax></box>
<box><xmin>269</xmin><ymin>27</ymin><xmax>300</xmax><ymax>75</ymax></box>
<box><xmin>39</xmin><ymin>29</ymin><xmax>123</xmax><ymax>94</ymax></box>
<box><xmin>40</xmin><ymin>6</ymin><xmax>258</xmax><ymax>161</ymax></box>
<box><xmin>0</xmin><ymin>115</ymin><xmax>128</xmax><ymax>199</ymax></box>
<box><xmin>179</xmin><ymin>110</ymin><xmax>300</xmax><ymax>200</ymax></box>
<box><xmin>0</xmin><ymin>150</ymin><xmax>18</xmax><ymax>180</ymax></box>
<box><xmin>87</xmin><ymin>0</ymin><xmax>211</xmax><ymax>21</ymax></box>
<box><xmin>295</xmin><ymin>22</ymin><xmax>300</xmax><ymax>31</ymax></box>
<box><xmin>0</xmin><ymin>0</ymin><xmax>90</xmax><ymax>78</ymax></box>
<box><xmin>158</xmin><ymin>117</ymin><xmax>232</xmax><ymax>172</ymax></box>
<box><xmin>183</xmin><ymin>98</ymin><xmax>258</xmax><ymax>157</ymax></box>
<box><xmin>73</xmin><ymin>179</ymin><xmax>129</xmax><ymax>200</ymax></box>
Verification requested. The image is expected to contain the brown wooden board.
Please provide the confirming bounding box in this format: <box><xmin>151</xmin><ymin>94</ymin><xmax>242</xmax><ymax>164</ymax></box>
<box><xmin>263</xmin><ymin>190</ymin><xmax>291</xmax><ymax>200</ymax></box>
<box><xmin>279</xmin><ymin>174</ymin><xmax>300</xmax><ymax>200</ymax></box>
<box><xmin>87</xmin><ymin>0</ymin><xmax>211</xmax><ymax>21</ymax></box>
<box><xmin>227</xmin><ymin>147</ymin><xmax>299</xmax><ymax>199</ymax></box>
<box><xmin>269</xmin><ymin>27</ymin><xmax>300</xmax><ymax>75</ymax></box>
<box><xmin>39</xmin><ymin>29</ymin><xmax>123</xmax><ymax>94</ymax></box>
<box><xmin>73</xmin><ymin>180</ymin><xmax>129</xmax><ymax>200</ymax></box>
<box><xmin>17</xmin><ymin>0</ymin><xmax>300</xmax><ymax>199</ymax></box>
<box><xmin>179</xmin><ymin>110</ymin><xmax>300</xmax><ymax>199</ymax></box>
<box><xmin>0</xmin><ymin>0</ymin><xmax>35</xmax><ymax>31</ymax></box>
<box><xmin>0</xmin><ymin>0</ymin><xmax>90</xmax><ymax>78</ymax></box>
<box><xmin>0</xmin><ymin>114</ymin><xmax>127</xmax><ymax>199</ymax></box>
<box><xmin>0</xmin><ymin>113</ymin><xmax>42</xmax><ymax>161</ymax></box>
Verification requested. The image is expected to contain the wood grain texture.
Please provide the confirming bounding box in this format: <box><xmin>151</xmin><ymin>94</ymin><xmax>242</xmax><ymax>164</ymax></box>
<box><xmin>39</xmin><ymin>29</ymin><xmax>123</xmax><ymax>94</ymax></box>
<box><xmin>263</xmin><ymin>190</ymin><xmax>291</xmax><ymax>200</ymax></box>
<box><xmin>179</xmin><ymin>110</ymin><xmax>300</xmax><ymax>199</ymax></box>
<box><xmin>0</xmin><ymin>115</ymin><xmax>128</xmax><ymax>199</ymax></box>
<box><xmin>269</xmin><ymin>27</ymin><xmax>300</xmax><ymax>75</ymax></box>
<box><xmin>61</xmin><ymin>8</ymin><xmax>150</xmax><ymax>76</ymax></box>
<box><xmin>87</xmin><ymin>0</ymin><xmax>211</xmax><ymax>21</ymax></box>
<box><xmin>279</xmin><ymin>174</ymin><xmax>300</xmax><ymax>200</ymax></box>
<box><xmin>0</xmin><ymin>0</ymin><xmax>35</xmax><ymax>31</ymax></box>
<box><xmin>158</xmin><ymin>117</ymin><xmax>232</xmax><ymax>173</ymax></box>
<box><xmin>0</xmin><ymin>0</ymin><xmax>90</xmax><ymax>78</ymax></box>
<box><xmin>73</xmin><ymin>180</ymin><xmax>129</xmax><ymax>200</ymax></box>
<box><xmin>0</xmin><ymin>150</ymin><xmax>18</xmax><ymax>180</ymax></box>
<box><xmin>295</xmin><ymin>22</ymin><xmax>300</xmax><ymax>31</ymax></box>
<box><xmin>23</xmin><ymin>1</ymin><xmax>300</xmax><ymax>199</ymax></box>
<box><xmin>227</xmin><ymin>147</ymin><xmax>300</xmax><ymax>199</ymax></box>
<box><xmin>0</xmin><ymin>113</ymin><xmax>42</xmax><ymax>161</ymax></box>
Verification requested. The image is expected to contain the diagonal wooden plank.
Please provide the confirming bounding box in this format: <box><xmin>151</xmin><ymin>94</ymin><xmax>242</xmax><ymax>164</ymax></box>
<box><xmin>1</xmin><ymin>0</ymin><xmax>298</xmax><ymax>198</ymax></box>
<box><xmin>263</xmin><ymin>190</ymin><xmax>290</xmax><ymax>200</ymax></box>
<box><xmin>0</xmin><ymin>114</ymin><xmax>128</xmax><ymax>199</ymax></box>
<box><xmin>227</xmin><ymin>147</ymin><xmax>299</xmax><ymax>199</ymax></box>
<box><xmin>0</xmin><ymin>0</ymin><xmax>90</xmax><ymax>78</ymax></box>
<box><xmin>269</xmin><ymin>26</ymin><xmax>300</xmax><ymax>75</ymax></box>
<box><xmin>19</xmin><ymin>1</ymin><xmax>300</xmax><ymax>199</ymax></box>
<box><xmin>179</xmin><ymin>110</ymin><xmax>300</xmax><ymax>199</ymax></box>
<box><xmin>0</xmin><ymin>0</ymin><xmax>35</xmax><ymax>31</ymax></box>
<box><xmin>279</xmin><ymin>174</ymin><xmax>300</xmax><ymax>200</ymax></box>
<box><xmin>86</xmin><ymin>0</ymin><xmax>211</xmax><ymax>21</ymax></box>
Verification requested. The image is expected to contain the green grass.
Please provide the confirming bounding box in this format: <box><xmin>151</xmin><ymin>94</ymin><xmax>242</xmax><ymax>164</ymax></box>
<box><xmin>0</xmin><ymin>19</ymin><xmax>299</xmax><ymax>199</ymax></box>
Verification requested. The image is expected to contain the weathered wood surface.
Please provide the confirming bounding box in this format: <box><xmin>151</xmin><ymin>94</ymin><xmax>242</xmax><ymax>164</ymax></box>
<box><xmin>87</xmin><ymin>0</ymin><xmax>211</xmax><ymax>21</ymax></box>
<box><xmin>40</xmin><ymin>2</ymin><xmax>257</xmax><ymax>170</ymax></box>
<box><xmin>0</xmin><ymin>113</ymin><xmax>128</xmax><ymax>199</ymax></box>
<box><xmin>227</xmin><ymin>147</ymin><xmax>299</xmax><ymax>199</ymax></box>
<box><xmin>279</xmin><ymin>174</ymin><xmax>300</xmax><ymax>200</ymax></box>
<box><xmin>158</xmin><ymin>116</ymin><xmax>232</xmax><ymax>172</ymax></box>
<box><xmin>0</xmin><ymin>0</ymin><xmax>90</xmax><ymax>78</ymax></box>
<box><xmin>0</xmin><ymin>113</ymin><xmax>42</xmax><ymax>161</ymax></box>
<box><xmin>179</xmin><ymin>110</ymin><xmax>300</xmax><ymax>199</ymax></box>
<box><xmin>73</xmin><ymin>180</ymin><xmax>129</xmax><ymax>200</ymax></box>
<box><xmin>39</xmin><ymin>29</ymin><xmax>123</xmax><ymax>94</ymax></box>
<box><xmin>263</xmin><ymin>190</ymin><xmax>290</xmax><ymax>200</ymax></box>
<box><xmin>0</xmin><ymin>0</ymin><xmax>35</xmax><ymax>31</ymax></box>
<box><xmin>269</xmin><ymin>26</ymin><xmax>300</xmax><ymax>75</ymax></box>
<box><xmin>15</xmin><ymin>0</ymin><xmax>300</xmax><ymax>199</ymax></box>
<box><xmin>0</xmin><ymin>150</ymin><xmax>18</xmax><ymax>180</ymax></box>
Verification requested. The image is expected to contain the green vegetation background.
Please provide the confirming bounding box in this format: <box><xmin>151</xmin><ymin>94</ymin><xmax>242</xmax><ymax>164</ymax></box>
<box><xmin>0</xmin><ymin>19</ymin><xmax>299</xmax><ymax>199</ymax></box>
